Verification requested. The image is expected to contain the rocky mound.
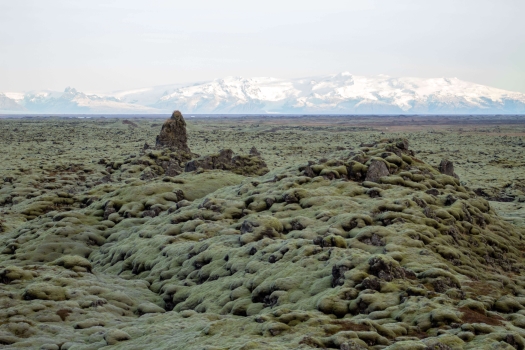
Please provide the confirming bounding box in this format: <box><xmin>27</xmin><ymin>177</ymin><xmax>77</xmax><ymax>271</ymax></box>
<box><xmin>185</xmin><ymin>148</ymin><xmax>269</xmax><ymax>176</ymax></box>
<box><xmin>1</xmin><ymin>138</ymin><xmax>525</xmax><ymax>349</ymax></box>
<box><xmin>146</xmin><ymin>111</ymin><xmax>268</xmax><ymax>178</ymax></box>
<box><xmin>155</xmin><ymin>110</ymin><xmax>192</xmax><ymax>155</ymax></box>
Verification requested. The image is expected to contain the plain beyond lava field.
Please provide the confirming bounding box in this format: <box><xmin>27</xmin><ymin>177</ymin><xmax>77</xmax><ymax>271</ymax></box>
<box><xmin>1</xmin><ymin>115</ymin><xmax>525</xmax><ymax>350</ymax></box>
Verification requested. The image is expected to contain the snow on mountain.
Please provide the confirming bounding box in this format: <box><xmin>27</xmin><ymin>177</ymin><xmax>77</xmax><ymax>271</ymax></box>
<box><xmin>153</xmin><ymin>73</ymin><xmax>525</xmax><ymax>114</ymax></box>
<box><xmin>153</xmin><ymin>77</ymin><xmax>294</xmax><ymax>113</ymax></box>
<box><xmin>2</xmin><ymin>87</ymin><xmax>161</xmax><ymax>114</ymax></box>
<box><xmin>0</xmin><ymin>93</ymin><xmax>25</xmax><ymax>112</ymax></box>
<box><xmin>101</xmin><ymin>82</ymin><xmax>191</xmax><ymax>107</ymax></box>
<box><xmin>2</xmin><ymin>73</ymin><xmax>525</xmax><ymax>114</ymax></box>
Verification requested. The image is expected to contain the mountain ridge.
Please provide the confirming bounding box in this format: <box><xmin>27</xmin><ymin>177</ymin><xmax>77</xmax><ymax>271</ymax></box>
<box><xmin>2</xmin><ymin>73</ymin><xmax>525</xmax><ymax>114</ymax></box>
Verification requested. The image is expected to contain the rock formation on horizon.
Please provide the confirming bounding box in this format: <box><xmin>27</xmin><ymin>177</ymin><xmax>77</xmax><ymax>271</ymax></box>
<box><xmin>144</xmin><ymin>111</ymin><xmax>269</xmax><ymax>178</ymax></box>
<box><xmin>155</xmin><ymin>110</ymin><xmax>191</xmax><ymax>155</ymax></box>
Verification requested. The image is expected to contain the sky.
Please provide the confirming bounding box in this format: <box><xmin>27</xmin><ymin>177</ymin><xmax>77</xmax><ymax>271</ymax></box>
<box><xmin>1</xmin><ymin>0</ymin><xmax>524</xmax><ymax>93</ymax></box>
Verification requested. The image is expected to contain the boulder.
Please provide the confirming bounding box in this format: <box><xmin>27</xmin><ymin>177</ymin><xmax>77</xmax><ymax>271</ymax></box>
<box><xmin>365</xmin><ymin>160</ymin><xmax>389</xmax><ymax>182</ymax></box>
<box><xmin>439</xmin><ymin>159</ymin><xmax>459</xmax><ymax>179</ymax></box>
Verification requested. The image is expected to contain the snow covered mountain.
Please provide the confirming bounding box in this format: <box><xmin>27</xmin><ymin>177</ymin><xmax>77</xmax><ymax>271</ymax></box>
<box><xmin>2</xmin><ymin>73</ymin><xmax>525</xmax><ymax>114</ymax></box>
<box><xmin>0</xmin><ymin>87</ymin><xmax>159</xmax><ymax>114</ymax></box>
<box><xmin>152</xmin><ymin>73</ymin><xmax>525</xmax><ymax>114</ymax></box>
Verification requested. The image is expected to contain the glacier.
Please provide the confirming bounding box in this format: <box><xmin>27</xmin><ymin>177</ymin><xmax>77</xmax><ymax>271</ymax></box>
<box><xmin>2</xmin><ymin>73</ymin><xmax>525</xmax><ymax>114</ymax></box>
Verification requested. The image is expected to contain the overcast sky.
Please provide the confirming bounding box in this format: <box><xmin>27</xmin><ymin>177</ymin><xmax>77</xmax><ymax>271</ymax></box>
<box><xmin>1</xmin><ymin>0</ymin><xmax>524</xmax><ymax>93</ymax></box>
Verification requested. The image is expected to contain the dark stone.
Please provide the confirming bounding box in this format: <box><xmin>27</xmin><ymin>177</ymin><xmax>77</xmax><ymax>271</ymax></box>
<box><xmin>366</xmin><ymin>188</ymin><xmax>382</xmax><ymax>198</ymax></box>
<box><xmin>214</xmin><ymin>149</ymin><xmax>234</xmax><ymax>169</ymax></box>
<box><xmin>163</xmin><ymin>160</ymin><xmax>183</xmax><ymax>177</ymax></box>
<box><xmin>413</xmin><ymin>196</ymin><xmax>427</xmax><ymax>208</ymax></box>
<box><xmin>141</xmin><ymin>206</ymin><xmax>163</xmax><ymax>218</ymax></box>
<box><xmin>283</xmin><ymin>193</ymin><xmax>299</xmax><ymax>204</ymax></box>
<box><xmin>444</xmin><ymin>194</ymin><xmax>457</xmax><ymax>206</ymax></box>
<box><xmin>183</xmin><ymin>161</ymin><xmax>197</xmax><ymax>172</ymax></box>
<box><xmin>302</xmin><ymin>165</ymin><xmax>316</xmax><ymax>178</ymax></box>
<box><xmin>360</xmin><ymin>277</ymin><xmax>381</xmax><ymax>291</ymax></box>
<box><xmin>240</xmin><ymin>220</ymin><xmax>256</xmax><ymax>234</ymax></box>
<box><xmin>172</xmin><ymin>190</ymin><xmax>185</xmax><ymax>202</ymax></box>
<box><xmin>264</xmin><ymin>198</ymin><xmax>275</xmax><ymax>209</ymax></box>
<box><xmin>103</xmin><ymin>205</ymin><xmax>116</xmax><ymax>220</ymax></box>
<box><xmin>290</xmin><ymin>220</ymin><xmax>305</xmax><ymax>231</ymax></box>
<box><xmin>360</xmin><ymin>233</ymin><xmax>384</xmax><ymax>246</ymax></box>
<box><xmin>505</xmin><ymin>334</ymin><xmax>517</xmax><ymax>348</ymax></box>
<box><xmin>331</xmin><ymin>264</ymin><xmax>351</xmax><ymax>287</ymax></box>
<box><xmin>368</xmin><ymin>257</ymin><xmax>406</xmax><ymax>282</ymax></box>
<box><xmin>438</xmin><ymin>159</ymin><xmax>459</xmax><ymax>180</ymax></box>
<box><xmin>365</xmin><ymin>160</ymin><xmax>389</xmax><ymax>182</ymax></box>
<box><xmin>185</xmin><ymin>149</ymin><xmax>268</xmax><ymax>176</ymax></box>
<box><xmin>347</xmin><ymin>162</ymin><xmax>366</xmax><ymax>181</ymax></box>
<box><xmin>249</xmin><ymin>146</ymin><xmax>261</xmax><ymax>156</ymax></box>
<box><xmin>396</xmin><ymin>138</ymin><xmax>409</xmax><ymax>150</ymax></box>
<box><xmin>426</xmin><ymin>188</ymin><xmax>439</xmax><ymax>196</ymax></box>
<box><xmin>140</xmin><ymin>170</ymin><xmax>156</xmax><ymax>181</ymax></box>
<box><xmin>402</xmin><ymin>268</ymin><xmax>417</xmax><ymax>279</ymax></box>
<box><xmin>142</xmin><ymin>210</ymin><xmax>157</xmax><ymax>218</ymax></box>
<box><xmin>432</xmin><ymin>277</ymin><xmax>460</xmax><ymax>293</ymax></box>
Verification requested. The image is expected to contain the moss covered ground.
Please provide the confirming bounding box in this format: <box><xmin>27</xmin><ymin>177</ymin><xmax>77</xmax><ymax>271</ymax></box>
<box><xmin>1</xmin><ymin>115</ymin><xmax>525</xmax><ymax>349</ymax></box>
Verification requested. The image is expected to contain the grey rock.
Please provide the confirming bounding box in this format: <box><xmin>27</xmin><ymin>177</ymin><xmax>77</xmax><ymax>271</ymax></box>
<box><xmin>365</xmin><ymin>160</ymin><xmax>389</xmax><ymax>182</ymax></box>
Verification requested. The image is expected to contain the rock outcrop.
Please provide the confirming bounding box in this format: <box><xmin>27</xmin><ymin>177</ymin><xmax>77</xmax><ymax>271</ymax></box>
<box><xmin>439</xmin><ymin>159</ymin><xmax>459</xmax><ymax>180</ymax></box>
<box><xmin>185</xmin><ymin>148</ymin><xmax>269</xmax><ymax>176</ymax></box>
<box><xmin>152</xmin><ymin>111</ymin><xmax>268</xmax><ymax>177</ymax></box>
<box><xmin>155</xmin><ymin>110</ymin><xmax>192</xmax><ymax>155</ymax></box>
